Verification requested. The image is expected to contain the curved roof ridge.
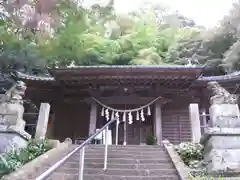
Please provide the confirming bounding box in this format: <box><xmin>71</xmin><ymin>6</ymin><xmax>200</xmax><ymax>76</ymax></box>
<box><xmin>197</xmin><ymin>71</ymin><xmax>240</xmax><ymax>82</ymax></box>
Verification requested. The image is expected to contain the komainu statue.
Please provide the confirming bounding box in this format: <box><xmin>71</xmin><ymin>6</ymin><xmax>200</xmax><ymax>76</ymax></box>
<box><xmin>0</xmin><ymin>81</ymin><xmax>27</xmax><ymax>128</ymax></box>
<box><xmin>207</xmin><ymin>81</ymin><xmax>238</xmax><ymax>104</ymax></box>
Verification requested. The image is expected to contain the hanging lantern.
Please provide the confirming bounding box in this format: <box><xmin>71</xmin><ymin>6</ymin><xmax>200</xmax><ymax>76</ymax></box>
<box><xmin>147</xmin><ymin>106</ymin><xmax>151</xmax><ymax>116</ymax></box>
<box><xmin>136</xmin><ymin>111</ymin><xmax>140</xmax><ymax>120</ymax></box>
<box><xmin>101</xmin><ymin>107</ymin><xmax>104</xmax><ymax>116</ymax></box>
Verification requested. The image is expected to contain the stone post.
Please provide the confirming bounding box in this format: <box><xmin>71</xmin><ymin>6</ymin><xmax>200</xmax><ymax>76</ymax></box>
<box><xmin>89</xmin><ymin>101</ymin><xmax>97</xmax><ymax>136</ymax></box>
<box><xmin>35</xmin><ymin>103</ymin><xmax>50</xmax><ymax>140</ymax></box>
<box><xmin>189</xmin><ymin>103</ymin><xmax>201</xmax><ymax>143</ymax></box>
<box><xmin>154</xmin><ymin>100</ymin><xmax>162</xmax><ymax>145</ymax></box>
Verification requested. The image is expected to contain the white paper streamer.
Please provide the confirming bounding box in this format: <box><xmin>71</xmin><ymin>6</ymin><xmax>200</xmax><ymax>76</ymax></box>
<box><xmin>93</xmin><ymin>96</ymin><xmax>162</xmax><ymax>125</ymax></box>
<box><xmin>101</xmin><ymin>107</ymin><xmax>104</xmax><ymax>116</ymax></box>
<box><xmin>115</xmin><ymin>112</ymin><xmax>120</xmax><ymax>124</ymax></box>
<box><xmin>136</xmin><ymin>111</ymin><xmax>140</xmax><ymax>120</ymax></box>
<box><xmin>111</xmin><ymin>111</ymin><xmax>115</xmax><ymax>120</ymax></box>
<box><xmin>105</xmin><ymin>108</ymin><xmax>109</xmax><ymax>121</ymax></box>
<box><xmin>128</xmin><ymin>112</ymin><xmax>133</xmax><ymax>124</ymax></box>
<box><xmin>140</xmin><ymin>109</ymin><xmax>145</xmax><ymax>121</ymax></box>
<box><xmin>123</xmin><ymin>112</ymin><xmax>126</xmax><ymax>122</ymax></box>
<box><xmin>147</xmin><ymin>106</ymin><xmax>151</xmax><ymax>116</ymax></box>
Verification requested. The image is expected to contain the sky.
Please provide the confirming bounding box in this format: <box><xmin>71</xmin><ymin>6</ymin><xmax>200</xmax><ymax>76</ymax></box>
<box><xmin>113</xmin><ymin>0</ymin><xmax>235</xmax><ymax>28</ymax></box>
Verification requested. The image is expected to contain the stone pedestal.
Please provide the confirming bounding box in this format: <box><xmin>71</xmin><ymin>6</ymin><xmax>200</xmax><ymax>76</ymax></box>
<box><xmin>201</xmin><ymin>104</ymin><xmax>240</xmax><ymax>176</ymax></box>
<box><xmin>0</xmin><ymin>125</ymin><xmax>31</xmax><ymax>154</ymax></box>
<box><xmin>0</xmin><ymin>132</ymin><xmax>28</xmax><ymax>154</ymax></box>
<box><xmin>209</xmin><ymin>104</ymin><xmax>240</xmax><ymax>128</ymax></box>
<box><xmin>0</xmin><ymin>105</ymin><xmax>31</xmax><ymax>154</ymax></box>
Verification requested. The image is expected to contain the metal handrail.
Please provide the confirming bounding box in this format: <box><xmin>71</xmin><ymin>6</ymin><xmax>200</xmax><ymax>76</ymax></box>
<box><xmin>36</xmin><ymin>117</ymin><xmax>117</xmax><ymax>180</ymax></box>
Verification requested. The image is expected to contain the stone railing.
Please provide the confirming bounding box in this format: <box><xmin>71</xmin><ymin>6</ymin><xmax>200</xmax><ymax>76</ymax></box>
<box><xmin>1</xmin><ymin>138</ymin><xmax>72</xmax><ymax>180</ymax></box>
<box><xmin>162</xmin><ymin>140</ymin><xmax>190</xmax><ymax>180</ymax></box>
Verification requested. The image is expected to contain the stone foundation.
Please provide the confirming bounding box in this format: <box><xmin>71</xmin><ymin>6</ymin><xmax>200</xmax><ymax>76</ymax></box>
<box><xmin>0</xmin><ymin>130</ymin><xmax>29</xmax><ymax>154</ymax></box>
<box><xmin>201</xmin><ymin>130</ymin><xmax>240</xmax><ymax>176</ymax></box>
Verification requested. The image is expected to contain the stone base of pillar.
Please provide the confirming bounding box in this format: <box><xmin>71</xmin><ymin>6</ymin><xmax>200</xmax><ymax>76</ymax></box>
<box><xmin>0</xmin><ymin>125</ymin><xmax>31</xmax><ymax>154</ymax></box>
<box><xmin>201</xmin><ymin>128</ymin><xmax>240</xmax><ymax>177</ymax></box>
<box><xmin>200</xmin><ymin>103</ymin><xmax>240</xmax><ymax>177</ymax></box>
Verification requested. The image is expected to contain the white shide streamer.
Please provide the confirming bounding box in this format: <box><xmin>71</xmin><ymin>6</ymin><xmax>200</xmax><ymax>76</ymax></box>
<box><xmin>93</xmin><ymin>96</ymin><xmax>161</xmax><ymax>124</ymax></box>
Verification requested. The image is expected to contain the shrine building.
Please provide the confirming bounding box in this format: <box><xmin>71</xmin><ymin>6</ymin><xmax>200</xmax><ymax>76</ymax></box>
<box><xmin>17</xmin><ymin>65</ymin><xmax>240</xmax><ymax>145</ymax></box>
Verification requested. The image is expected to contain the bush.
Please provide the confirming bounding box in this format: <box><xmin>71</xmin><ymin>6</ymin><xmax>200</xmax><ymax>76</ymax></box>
<box><xmin>175</xmin><ymin>142</ymin><xmax>204</xmax><ymax>168</ymax></box>
<box><xmin>0</xmin><ymin>139</ymin><xmax>51</xmax><ymax>177</ymax></box>
<box><xmin>146</xmin><ymin>135</ymin><xmax>157</xmax><ymax>145</ymax></box>
<box><xmin>188</xmin><ymin>173</ymin><xmax>224</xmax><ymax>180</ymax></box>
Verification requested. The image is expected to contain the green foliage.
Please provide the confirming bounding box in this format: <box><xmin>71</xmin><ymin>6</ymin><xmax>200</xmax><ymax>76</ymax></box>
<box><xmin>175</xmin><ymin>142</ymin><xmax>204</xmax><ymax>168</ymax></box>
<box><xmin>0</xmin><ymin>0</ymin><xmax>204</xmax><ymax>72</ymax></box>
<box><xmin>0</xmin><ymin>139</ymin><xmax>51</xmax><ymax>177</ymax></box>
<box><xmin>188</xmin><ymin>170</ymin><xmax>224</xmax><ymax>180</ymax></box>
<box><xmin>3</xmin><ymin>0</ymin><xmax>240</xmax><ymax>75</ymax></box>
<box><xmin>188</xmin><ymin>174</ymin><xmax>224</xmax><ymax>180</ymax></box>
<box><xmin>146</xmin><ymin>135</ymin><xmax>157</xmax><ymax>145</ymax></box>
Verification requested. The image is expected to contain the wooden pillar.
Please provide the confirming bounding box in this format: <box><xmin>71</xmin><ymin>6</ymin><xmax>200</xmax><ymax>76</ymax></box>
<box><xmin>89</xmin><ymin>101</ymin><xmax>97</xmax><ymax>136</ymax></box>
<box><xmin>46</xmin><ymin>114</ymin><xmax>54</xmax><ymax>139</ymax></box>
<box><xmin>189</xmin><ymin>103</ymin><xmax>201</xmax><ymax>143</ymax></box>
<box><xmin>200</xmin><ymin>108</ymin><xmax>207</xmax><ymax>134</ymax></box>
<box><xmin>123</xmin><ymin>120</ymin><xmax>127</xmax><ymax>145</ymax></box>
<box><xmin>154</xmin><ymin>100</ymin><xmax>162</xmax><ymax>145</ymax></box>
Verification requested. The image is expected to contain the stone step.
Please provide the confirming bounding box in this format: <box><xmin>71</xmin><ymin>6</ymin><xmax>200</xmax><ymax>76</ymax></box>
<box><xmin>72</xmin><ymin>153</ymin><xmax>170</xmax><ymax>160</ymax></box>
<box><xmin>48</xmin><ymin>173</ymin><xmax>180</xmax><ymax>180</ymax></box>
<box><xmin>63</xmin><ymin>162</ymin><xmax>175</xmax><ymax>169</ymax></box>
<box><xmin>82</xmin><ymin>150</ymin><xmax>166</xmax><ymax>155</ymax></box>
<box><xmin>57</xmin><ymin>167</ymin><xmax>177</xmax><ymax>176</ymax></box>
<box><xmin>69</xmin><ymin>157</ymin><xmax>172</xmax><ymax>164</ymax></box>
<box><xmin>85</xmin><ymin>145</ymin><xmax>165</xmax><ymax>151</ymax></box>
<box><xmin>83</xmin><ymin>148</ymin><xmax>166</xmax><ymax>152</ymax></box>
<box><xmin>86</xmin><ymin>145</ymin><xmax>164</xmax><ymax>148</ymax></box>
<box><xmin>83</xmin><ymin>174</ymin><xmax>180</xmax><ymax>180</ymax></box>
<box><xmin>45</xmin><ymin>145</ymin><xmax>179</xmax><ymax>180</ymax></box>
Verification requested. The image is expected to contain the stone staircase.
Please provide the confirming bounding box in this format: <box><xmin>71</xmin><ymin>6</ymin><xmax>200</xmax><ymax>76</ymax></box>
<box><xmin>47</xmin><ymin>145</ymin><xmax>180</xmax><ymax>180</ymax></box>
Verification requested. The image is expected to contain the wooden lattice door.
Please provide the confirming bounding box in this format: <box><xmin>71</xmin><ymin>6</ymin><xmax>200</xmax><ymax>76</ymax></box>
<box><xmin>127</xmin><ymin>119</ymin><xmax>140</xmax><ymax>145</ymax></box>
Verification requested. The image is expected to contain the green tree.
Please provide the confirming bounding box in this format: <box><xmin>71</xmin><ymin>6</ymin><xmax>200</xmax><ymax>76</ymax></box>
<box><xmin>1</xmin><ymin>0</ymin><xmax>206</xmax><ymax>71</ymax></box>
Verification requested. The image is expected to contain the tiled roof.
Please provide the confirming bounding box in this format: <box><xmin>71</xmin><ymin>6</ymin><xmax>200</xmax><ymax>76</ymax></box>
<box><xmin>54</xmin><ymin>65</ymin><xmax>204</xmax><ymax>70</ymax></box>
<box><xmin>15</xmin><ymin>71</ymin><xmax>55</xmax><ymax>81</ymax></box>
<box><xmin>14</xmin><ymin>65</ymin><xmax>240</xmax><ymax>83</ymax></box>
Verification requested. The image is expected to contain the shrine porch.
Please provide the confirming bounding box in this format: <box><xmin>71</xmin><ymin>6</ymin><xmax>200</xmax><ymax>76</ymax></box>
<box><xmin>47</xmin><ymin>98</ymin><xmax>194</xmax><ymax>145</ymax></box>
